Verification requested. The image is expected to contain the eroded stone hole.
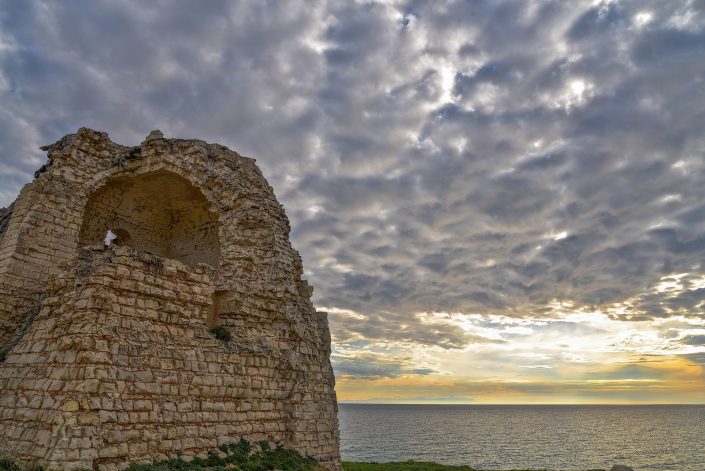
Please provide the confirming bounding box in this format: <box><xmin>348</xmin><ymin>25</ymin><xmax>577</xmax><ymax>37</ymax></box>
<box><xmin>79</xmin><ymin>170</ymin><xmax>220</xmax><ymax>267</ymax></box>
<box><xmin>207</xmin><ymin>289</ymin><xmax>229</xmax><ymax>328</ymax></box>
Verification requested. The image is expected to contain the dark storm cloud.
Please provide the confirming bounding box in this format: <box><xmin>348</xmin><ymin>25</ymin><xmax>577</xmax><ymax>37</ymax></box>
<box><xmin>2</xmin><ymin>0</ymin><xmax>705</xmax><ymax>356</ymax></box>
<box><xmin>331</xmin><ymin>352</ymin><xmax>438</xmax><ymax>379</ymax></box>
<box><xmin>327</xmin><ymin>309</ymin><xmax>476</xmax><ymax>350</ymax></box>
<box><xmin>683</xmin><ymin>335</ymin><xmax>705</xmax><ymax>346</ymax></box>
<box><xmin>589</xmin><ymin>364</ymin><xmax>667</xmax><ymax>381</ymax></box>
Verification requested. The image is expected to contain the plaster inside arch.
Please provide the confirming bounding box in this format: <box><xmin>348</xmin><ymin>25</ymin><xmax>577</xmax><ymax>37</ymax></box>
<box><xmin>79</xmin><ymin>170</ymin><xmax>220</xmax><ymax>268</ymax></box>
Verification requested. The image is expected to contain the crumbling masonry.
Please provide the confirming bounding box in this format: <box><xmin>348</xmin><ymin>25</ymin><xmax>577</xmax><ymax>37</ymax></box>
<box><xmin>0</xmin><ymin>128</ymin><xmax>341</xmax><ymax>470</ymax></box>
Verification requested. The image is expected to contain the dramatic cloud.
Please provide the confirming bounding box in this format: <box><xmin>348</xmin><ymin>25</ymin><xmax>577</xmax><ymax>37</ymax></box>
<box><xmin>2</xmin><ymin>0</ymin><xmax>705</xmax><ymax>402</ymax></box>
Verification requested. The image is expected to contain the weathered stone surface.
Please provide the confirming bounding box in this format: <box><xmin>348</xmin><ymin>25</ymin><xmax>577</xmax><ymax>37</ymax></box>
<box><xmin>0</xmin><ymin>128</ymin><xmax>341</xmax><ymax>470</ymax></box>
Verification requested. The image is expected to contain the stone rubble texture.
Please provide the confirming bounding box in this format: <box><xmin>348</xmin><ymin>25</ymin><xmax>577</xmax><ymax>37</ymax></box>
<box><xmin>0</xmin><ymin>128</ymin><xmax>341</xmax><ymax>470</ymax></box>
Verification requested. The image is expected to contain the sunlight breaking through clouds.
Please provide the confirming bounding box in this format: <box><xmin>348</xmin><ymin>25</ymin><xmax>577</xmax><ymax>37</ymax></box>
<box><xmin>328</xmin><ymin>299</ymin><xmax>705</xmax><ymax>402</ymax></box>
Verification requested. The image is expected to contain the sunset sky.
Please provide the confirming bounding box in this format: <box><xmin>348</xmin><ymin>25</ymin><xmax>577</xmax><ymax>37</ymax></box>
<box><xmin>1</xmin><ymin>0</ymin><xmax>705</xmax><ymax>403</ymax></box>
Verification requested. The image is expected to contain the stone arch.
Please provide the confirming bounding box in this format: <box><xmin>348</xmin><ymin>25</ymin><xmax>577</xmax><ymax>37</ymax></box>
<box><xmin>78</xmin><ymin>170</ymin><xmax>220</xmax><ymax>268</ymax></box>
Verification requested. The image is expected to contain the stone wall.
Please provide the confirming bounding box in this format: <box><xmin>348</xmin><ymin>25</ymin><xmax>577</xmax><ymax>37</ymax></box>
<box><xmin>0</xmin><ymin>131</ymin><xmax>112</xmax><ymax>348</ymax></box>
<box><xmin>0</xmin><ymin>129</ymin><xmax>340</xmax><ymax>470</ymax></box>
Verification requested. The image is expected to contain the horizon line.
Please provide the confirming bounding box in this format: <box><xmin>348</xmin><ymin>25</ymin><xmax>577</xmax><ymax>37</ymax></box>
<box><xmin>338</xmin><ymin>401</ymin><xmax>705</xmax><ymax>406</ymax></box>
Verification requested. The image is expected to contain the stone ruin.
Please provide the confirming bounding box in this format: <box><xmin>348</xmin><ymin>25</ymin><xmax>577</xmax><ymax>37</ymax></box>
<box><xmin>0</xmin><ymin>128</ymin><xmax>341</xmax><ymax>470</ymax></box>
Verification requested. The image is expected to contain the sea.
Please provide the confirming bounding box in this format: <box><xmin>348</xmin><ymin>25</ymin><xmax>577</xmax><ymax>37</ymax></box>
<box><xmin>338</xmin><ymin>404</ymin><xmax>705</xmax><ymax>470</ymax></box>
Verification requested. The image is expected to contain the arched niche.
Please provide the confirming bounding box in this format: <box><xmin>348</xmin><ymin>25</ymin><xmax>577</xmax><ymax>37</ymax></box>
<box><xmin>79</xmin><ymin>170</ymin><xmax>220</xmax><ymax>268</ymax></box>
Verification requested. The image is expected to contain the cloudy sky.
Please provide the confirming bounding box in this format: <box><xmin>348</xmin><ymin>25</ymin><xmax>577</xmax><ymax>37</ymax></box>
<box><xmin>2</xmin><ymin>0</ymin><xmax>705</xmax><ymax>403</ymax></box>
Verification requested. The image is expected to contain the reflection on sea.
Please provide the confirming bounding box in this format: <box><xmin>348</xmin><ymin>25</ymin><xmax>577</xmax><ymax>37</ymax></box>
<box><xmin>339</xmin><ymin>404</ymin><xmax>705</xmax><ymax>470</ymax></box>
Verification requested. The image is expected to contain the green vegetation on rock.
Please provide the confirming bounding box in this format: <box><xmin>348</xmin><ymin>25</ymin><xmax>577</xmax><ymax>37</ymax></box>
<box><xmin>0</xmin><ymin>452</ymin><xmax>611</xmax><ymax>471</ymax></box>
<box><xmin>0</xmin><ymin>440</ymin><xmax>321</xmax><ymax>471</ymax></box>
<box><xmin>124</xmin><ymin>440</ymin><xmax>321</xmax><ymax>471</ymax></box>
<box><xmin>0</xmin><ymin>458</ymin><xmax>21</xmax><ymax>471</ymax></box>
<box><xmin>0</xmin><ymin>457</ymin><xmax>42</xmax><ymax>471</ymax></box>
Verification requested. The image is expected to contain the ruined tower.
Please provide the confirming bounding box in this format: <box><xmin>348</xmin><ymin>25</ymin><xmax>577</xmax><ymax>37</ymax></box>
<box><xmin>0</xmin><ymin>128</ymin><xmax>341</xmax><ymax>470</ymax></box>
